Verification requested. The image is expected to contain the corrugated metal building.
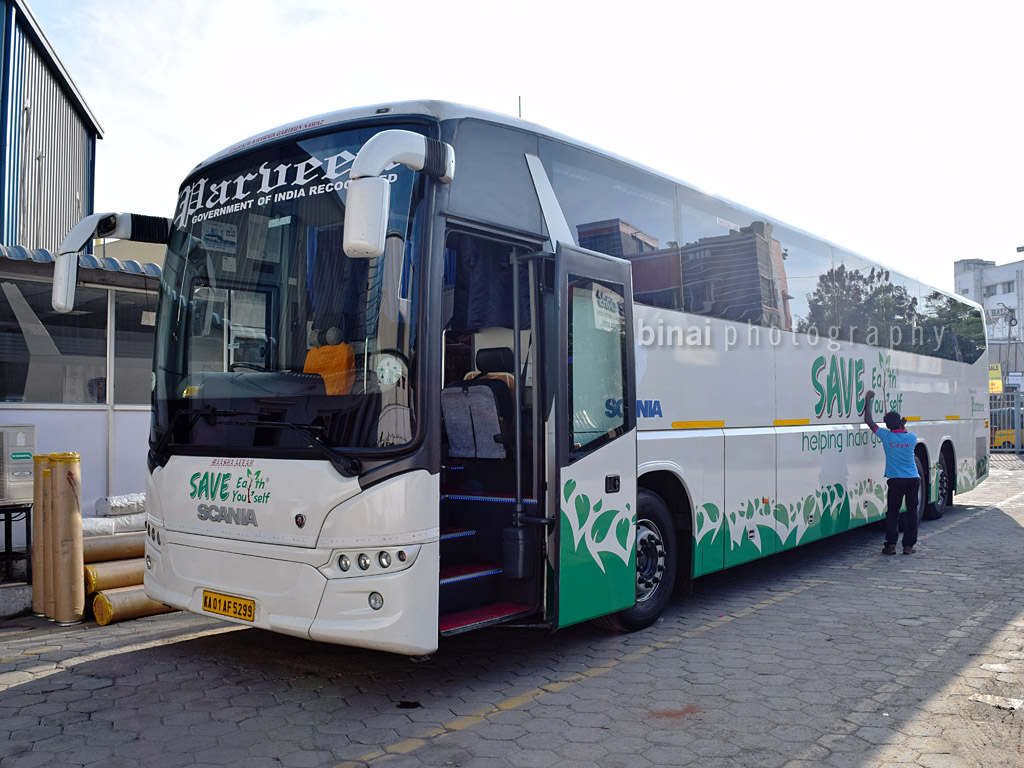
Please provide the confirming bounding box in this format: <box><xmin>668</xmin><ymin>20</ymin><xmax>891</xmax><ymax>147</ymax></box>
<box><xmin>0</xmin><ymin>0</ymin><xmax>102</xmax><ymax>250</ymax></box>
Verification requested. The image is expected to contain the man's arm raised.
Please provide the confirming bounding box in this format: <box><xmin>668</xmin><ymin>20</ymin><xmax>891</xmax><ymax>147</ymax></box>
<box><xmin>864</xmin><ymin>390</ymin><xmax>879</xmax><ymax>433</ymax></box>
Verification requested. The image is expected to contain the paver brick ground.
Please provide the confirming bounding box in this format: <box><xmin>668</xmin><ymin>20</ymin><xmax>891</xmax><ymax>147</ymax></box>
<box><xmin>2</xmin><ymin>456</ymin><xmax>1024</xmax><ymax>766</ymax></box>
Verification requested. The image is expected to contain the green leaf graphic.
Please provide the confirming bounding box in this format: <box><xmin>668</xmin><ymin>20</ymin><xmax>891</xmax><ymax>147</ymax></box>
<box><xmin>563</xmin><ymin>479</ymin><xmax>576</xmax><ymax>503</ymax></box>
<box><xmin>592</xmin><ymin>507</ymin><xmax>618</xmax><ymax>543</ymax></box>
<box><xmin>616</xmin><ymin>517</ymin><xmax>631</xmax><ymax>549</ymax></box>
<box><xmin>575</xmin><ymin>494</ymin><xmax>590</xmax><ymax>528</ymax></box>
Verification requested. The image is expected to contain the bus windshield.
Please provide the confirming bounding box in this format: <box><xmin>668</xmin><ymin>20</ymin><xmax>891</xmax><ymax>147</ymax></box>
<box><xmin>153</xmin><ymin>124</ymin><xmax>425</xmax><ymax>461</ymax></box>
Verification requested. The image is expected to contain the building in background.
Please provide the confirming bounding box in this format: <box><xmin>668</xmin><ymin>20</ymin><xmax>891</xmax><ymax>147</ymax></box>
<box><xmin>0</xmin><ymin>3</ymin><xmax>162</xmax><ymax>566</ymax></box>
<box><xmin>0</xmin><ymin>0</ymin><xmax>102</xmax><ymax>250</ymax></box>
<box><xmin>585</xmin><ymin>217</ymin><xmax>792</xmax><ymax>329</ymax></box>
<box><xmin>954</xmin><ymin>257</ymin><xmax>1024</xmax><ymax>388</ymax></box>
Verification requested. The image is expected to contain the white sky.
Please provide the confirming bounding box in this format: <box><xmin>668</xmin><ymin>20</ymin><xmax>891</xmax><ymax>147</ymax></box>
<box><xmin>30</xmin><ymin>0</ymin><xmax>1024</xmax><ymax>292</ymax></box>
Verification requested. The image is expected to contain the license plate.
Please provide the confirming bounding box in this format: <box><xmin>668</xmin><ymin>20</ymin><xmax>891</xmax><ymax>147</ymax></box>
<box><xmin>201</xmin><ymin>590</ymin><xmax>255</xmax><ymax>622</ymax></box>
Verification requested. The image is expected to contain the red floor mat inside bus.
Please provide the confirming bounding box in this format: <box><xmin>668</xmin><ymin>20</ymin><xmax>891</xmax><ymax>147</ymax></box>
<box><xmin>439</xmin><ymin>602</ymin><xmax>533</xmax><ymax>633</ymax></box>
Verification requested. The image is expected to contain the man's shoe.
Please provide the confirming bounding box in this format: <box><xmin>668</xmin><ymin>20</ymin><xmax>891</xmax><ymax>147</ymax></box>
<box><xmin>903</xmin><ymin>546</ymin><xmax>916</xmax><ymax>555</ymax></box>
<box><xmin>881</xmin><ymin>544</ymin><xmax>897</xmax><ymax>555</ymax></box>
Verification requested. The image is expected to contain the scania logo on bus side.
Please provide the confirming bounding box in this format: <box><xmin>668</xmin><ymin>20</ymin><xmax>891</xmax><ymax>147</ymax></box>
<box><xmin>196</xmin><ymin>504</ymin><xmax>259</xmax><ymax>527</ymax></box>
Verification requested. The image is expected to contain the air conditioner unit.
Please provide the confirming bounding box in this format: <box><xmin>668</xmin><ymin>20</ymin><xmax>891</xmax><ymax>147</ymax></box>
<box><xmin>0</xmin><ymin>424</ymin><xmax>35</xmax><ymax>505</ymax></box>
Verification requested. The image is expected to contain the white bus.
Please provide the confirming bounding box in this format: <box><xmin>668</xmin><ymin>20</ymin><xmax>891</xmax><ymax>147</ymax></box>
<box><xmin>54</xmin><ymin>102</ymin><xmax>989</xmax><ymax>654</ymax></box>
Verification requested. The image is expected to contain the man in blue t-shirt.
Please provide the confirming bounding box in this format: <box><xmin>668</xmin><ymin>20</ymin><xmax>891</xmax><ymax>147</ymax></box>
<box><xmin>863</xmin><ymin>390</ymin><xmax>919</xmax><ymax>555</ymax></box>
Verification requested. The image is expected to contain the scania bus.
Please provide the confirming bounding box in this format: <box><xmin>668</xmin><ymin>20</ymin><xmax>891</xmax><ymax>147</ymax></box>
<box><xmin>53</xmin><ymin>101</ymin><xmax>988</xmax><ymax>655</ymax></box>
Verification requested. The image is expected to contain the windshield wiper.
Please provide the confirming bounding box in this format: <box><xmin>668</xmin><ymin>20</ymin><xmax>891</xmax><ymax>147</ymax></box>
<box><xmin>149</xmin><ymin>405</ymin><xmax>219</xmax><ymax>469</ymax></box>
<box><xmin>149</xmin><ymin>406</ymin><xmax>362</xmax><ymax>477</ymax></box>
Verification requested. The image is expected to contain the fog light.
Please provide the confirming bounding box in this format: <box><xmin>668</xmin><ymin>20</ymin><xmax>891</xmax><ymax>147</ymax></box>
<box><xmin>338</xmin><ymin>554</ymin><xmax>351</xmax><ymax>572</ymax></box>
<box><xmin>378</xmin><ymin>551</ymin><xmax>391</xmax><ymax>568</ymax></box>
<box><xmin>358</xmin><ymin>553</ymin><xmax>371</xmax><ymax>570</ymax></box>
<box><xmin>368</xmin><ymin>592</ymin><xmax>384</xmax><ymax>610</ymax></box>
<box><xmin>145</xmin><ymin>555</ymin><xmax>152</xmax><ymax>570</ymax></box>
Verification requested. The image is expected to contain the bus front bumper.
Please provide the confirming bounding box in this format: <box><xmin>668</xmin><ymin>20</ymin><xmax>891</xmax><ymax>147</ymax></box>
<box><xmin>144</xmin><ymin>537</ymin><xmax>441</xmax><ymax>655</ymax></box>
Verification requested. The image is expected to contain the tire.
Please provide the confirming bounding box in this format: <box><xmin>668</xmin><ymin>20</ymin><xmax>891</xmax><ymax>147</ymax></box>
<box><xmin>592</xmin><ymin>488</ymin><xmax>677</xmax><ymax>633</ymax></box>
<box><xmin>923</xmin><ymin>452</ymin><xmax>951</xmax><ymax>520</ymax></box>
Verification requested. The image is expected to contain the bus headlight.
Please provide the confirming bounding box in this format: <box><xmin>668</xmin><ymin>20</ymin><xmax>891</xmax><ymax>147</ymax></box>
<box><xmin>338</xmin><ymin>555</ymin><xmax>351</xmax><ymax>572</ymax></box>
<box><xmin>358</xmin><ymin>553</ymin><xmax>371</xmax><ymax>570</ymax></box>
<box><xmin>378</xmin><ymin>551</ymin><xmax>391</xmax><ymax>568</ymax></box>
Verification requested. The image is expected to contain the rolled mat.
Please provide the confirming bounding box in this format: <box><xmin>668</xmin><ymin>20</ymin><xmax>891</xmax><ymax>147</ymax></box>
<box><xmin>51</xmin><ymin>453</ymin><xmax>84</xmax><ymax>626</ymax></box>
<box><xmin>84</xmin><ymin>558</ymin><xmax>145</xmax><ymax>594</ymax></box>
<box><xmin>42</xmin><ymin>464</ymin><xmax>55</xmax><ymax>620</ymax></box>
<box><xmin>83</xmin><ymin>532</ymin><xmax>146</xmax><ymax>563</ymax></box>
<box><xmin>31</xmin><ymin>455</ymin><xmax>49</xmax><ymax>616</ymax></box>
<box><xmin>93</xmin><ymin>585</ymin><xmax>175</xmax><ymax>626</ymax></box>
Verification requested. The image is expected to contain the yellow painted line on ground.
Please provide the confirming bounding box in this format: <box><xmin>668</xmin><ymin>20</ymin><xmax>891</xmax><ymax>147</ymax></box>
<box><xmin>671</xmin><ymin>420</ymin><xmax>725</xmax><ymax>429</ymax></box>
<box><xmin>773</xmin><ymin>419</ymin><xmax>810</xmax><ymax>426</ymax></box>
<box><xmin>0</xmin><ymin>623</ymin><xmax>94</xmax><ymax>642</ymax></box>
<box><xmin>0</xmin><ymin>624</ymin><xmax>248</xmax><ymax>692</ymax></box>
<box><xmin>0</xmin><ymin>646</ymin><xmax>62</xmax><ymax>664</ymax></box>
<box><xmin>331</xmin><ymin>581</ymin><xmax>823</xmax><ymax>768</ymax></box>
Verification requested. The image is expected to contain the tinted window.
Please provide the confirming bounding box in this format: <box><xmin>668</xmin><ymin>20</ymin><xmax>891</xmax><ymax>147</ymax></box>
<box><xmin>540</xmin><ymin>141</ymin><xmax>681</xmax><ymax>309</ymax></box>
<box><xmin>568</xmin><ymin>277</ymin><xmax>627</xmax><ymax>462</ymax></box>
<box><xmin>114</xmin><ymin>291</ymin><xmax>158</xmax><ymax>404</ymax></box>
<box><xmin>917</xmin><ymin>289</ymin><xmax>986</xmax><ymax>363</ymax></box>
<box><xmin>0</xmin><ymin>279</ymin><xmax>107</xmax><ymax>403</ymax></box>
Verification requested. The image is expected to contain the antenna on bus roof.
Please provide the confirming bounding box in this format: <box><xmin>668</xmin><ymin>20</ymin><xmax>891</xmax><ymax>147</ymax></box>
<box><xmin>518</xmin><ymin>96</ymin><xmax>522</xmax><ymax>119</ymax></box>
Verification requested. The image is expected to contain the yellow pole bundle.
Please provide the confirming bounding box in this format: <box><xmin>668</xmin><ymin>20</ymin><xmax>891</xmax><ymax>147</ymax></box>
<box><xmin>30</xmin><ymin>455</ymin><xmax>48</xmax><ymax>617</ymax></box>
<box><xmin>82</xmin><ymin>532</ymin><xmax>146</xmax><ymax>563</ymax></box>
<box><xmin>93</xmin><ymin>585</ymin><xmax>174</xmax><ymax>626</ymax></box>
<box><xmin>51</xmin><ymin>452</ymin><xmax>84</xmax><ymax>626</ymax></box>
<box><xmin>84</xmin><ymin>558</ymin><xmax>145</xmax><ymax>594</ymax></box>
<box><xmin>42</xmin><ymin>462</ymin><xmax>55</xmax><ymax>621</ymax></box>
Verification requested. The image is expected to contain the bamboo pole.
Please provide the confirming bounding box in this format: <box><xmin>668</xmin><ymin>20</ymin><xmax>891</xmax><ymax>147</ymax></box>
<box><xmin>84</xmin><ymin>558</ymin><xmax>145</xmax><ymax>594</ymax></box>
<box><xmin>42</xmin><ymin>461</ymin><xmax>55</xmax><ymax>621</ymax></box>
<box><xmin>93</xmin><ymin>585</ymin><xmax>174</xmax><ymax>626</ymax></box>
<box><xmin>83</xmin><ymin>532</ymin><xmax>146</xmax><ymax>563</ymax></box>
<box><xmin>30</xmin><ymin>455</ymin><xmax>48</xmax><ymax>616</ymax></box>
<box><xmin>51</xmin><ymin>452</ymin><xmax>84</xmax><ymax>626</ymax></box>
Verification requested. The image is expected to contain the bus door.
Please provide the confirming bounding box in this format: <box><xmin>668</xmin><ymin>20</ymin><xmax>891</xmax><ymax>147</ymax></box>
<box><xmin>543</xmin><ymin>243</ymin><xmax>638</xmax><ymax>628</ymax></box>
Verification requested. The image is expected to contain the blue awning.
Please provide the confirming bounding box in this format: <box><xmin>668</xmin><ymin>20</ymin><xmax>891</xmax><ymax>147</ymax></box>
<box><xmin>0</xmin><ymin>244</ymin><xmax>162</xmax><ymax>278</ymax></box>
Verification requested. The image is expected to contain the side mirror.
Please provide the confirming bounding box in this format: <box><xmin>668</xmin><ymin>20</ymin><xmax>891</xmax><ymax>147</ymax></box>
<box><xmin>52</xmin><ymin>212</ymin><xmax>171</xmax><ymax>312</ymax></box>
<box><xmin>342</xmin><ymin>177</ymin><xmax>390</xmax><ymax>259</ymax></box>
<box><xmin>52</xmin><ymin>251</ymin><xmax>80</xmax><ymax>313</ymax></box>
<box><xmin>342</xmin><ymin>130</ymin><xmax>454</xmax><ymax>259</ymax></box>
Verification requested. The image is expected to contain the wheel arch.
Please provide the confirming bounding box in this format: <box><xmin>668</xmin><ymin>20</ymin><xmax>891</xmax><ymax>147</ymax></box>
<box><xmin>637</xmin><ymin>463</ymin><xmax>694</xmax><ymax>581</ymax></box>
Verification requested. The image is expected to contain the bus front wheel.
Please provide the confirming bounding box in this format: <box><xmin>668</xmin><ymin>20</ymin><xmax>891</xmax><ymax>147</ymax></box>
<box><xmin>593</xmin><ymin>489</ymin><xmax>677</xmax><ymax>633</ymax></box>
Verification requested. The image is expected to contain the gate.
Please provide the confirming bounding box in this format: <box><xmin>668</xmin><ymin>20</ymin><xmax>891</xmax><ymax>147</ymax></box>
<box><xmin>990</xmin><ymin>392</ymin><xmax>1023</xmax><ymax>452</ymax></box>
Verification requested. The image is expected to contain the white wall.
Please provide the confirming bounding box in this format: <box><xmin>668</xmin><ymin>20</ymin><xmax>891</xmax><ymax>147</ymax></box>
<box><xmin>0</xmin><ymin>406</ymin><xmax>150</xmax><ymax>551</ymax></box>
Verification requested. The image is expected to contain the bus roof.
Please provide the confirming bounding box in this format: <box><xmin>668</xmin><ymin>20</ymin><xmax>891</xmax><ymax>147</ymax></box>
<box><xmin>192</xmin><ymin>100</ymin><xmax>980</xmax><ymax>313</ymax></box>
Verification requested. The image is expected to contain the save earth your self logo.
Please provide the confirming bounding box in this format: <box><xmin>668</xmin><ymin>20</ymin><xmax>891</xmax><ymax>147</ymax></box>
<box><xmin>189</xmin><ymin>465</ymin><xmax>272</xmax><ymax>528</ymax></box>
<box><xmin>811</xmin><ymin>352</ymin><xmax>901</xmax><ymax>419</ymax></box>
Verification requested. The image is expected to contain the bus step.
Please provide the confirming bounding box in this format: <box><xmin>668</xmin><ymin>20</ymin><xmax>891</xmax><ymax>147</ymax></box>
<box><xmin>439</xmin><ymin>562</ymin><xmax>502</xmax><ymax>615</ymax></box>
<box><xmin>440</xmin><ymin>527</ymin><xmax>476</xmax><ymax>564</ymax></box>
<box><xmin>439</xmin><ymin>602</ymin><xmax>534</xmax><ymax>635</ymax></box>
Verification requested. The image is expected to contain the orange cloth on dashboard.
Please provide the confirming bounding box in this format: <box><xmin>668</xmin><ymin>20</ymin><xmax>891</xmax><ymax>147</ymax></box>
<box><xmin>304</xmin><ymin>343</ymin><xmax>355</xmax><ymax>396</ymax></box>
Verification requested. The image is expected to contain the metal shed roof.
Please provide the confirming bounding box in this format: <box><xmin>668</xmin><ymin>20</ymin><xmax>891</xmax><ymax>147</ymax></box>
<box><xmin>0</xmin><ymin>244</ymin><xmax>161</xmax><ymax>277</ymax></box>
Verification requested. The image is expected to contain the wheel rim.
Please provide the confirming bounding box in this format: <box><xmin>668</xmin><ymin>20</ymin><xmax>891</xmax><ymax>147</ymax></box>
<box><xmin>935</xmin><ymin>468</ymin><xmax>949</xmax><ymax>510</ymax></box>
<box><xmin>635</xmin><ymin>519</ymin><xmax>666</xmax><ymax>603</ymax></box>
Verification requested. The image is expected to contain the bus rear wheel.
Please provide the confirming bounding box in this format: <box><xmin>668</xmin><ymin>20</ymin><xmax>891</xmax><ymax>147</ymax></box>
<box><xmin>592</xmin><ymin>489</ymin><xmax>677</xmax><ymax>633</ymax></box>
<box><xmin>924</xmin><ymin>453</ymin><xmax>952</xmax><ymax>520</ymax></box>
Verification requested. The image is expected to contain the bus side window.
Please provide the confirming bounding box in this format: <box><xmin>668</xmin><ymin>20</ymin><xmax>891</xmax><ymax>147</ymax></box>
<box><xmin>568</xmin><ymin>277</ymin><xmax>627</xmax><ymax>462</ymax></box>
